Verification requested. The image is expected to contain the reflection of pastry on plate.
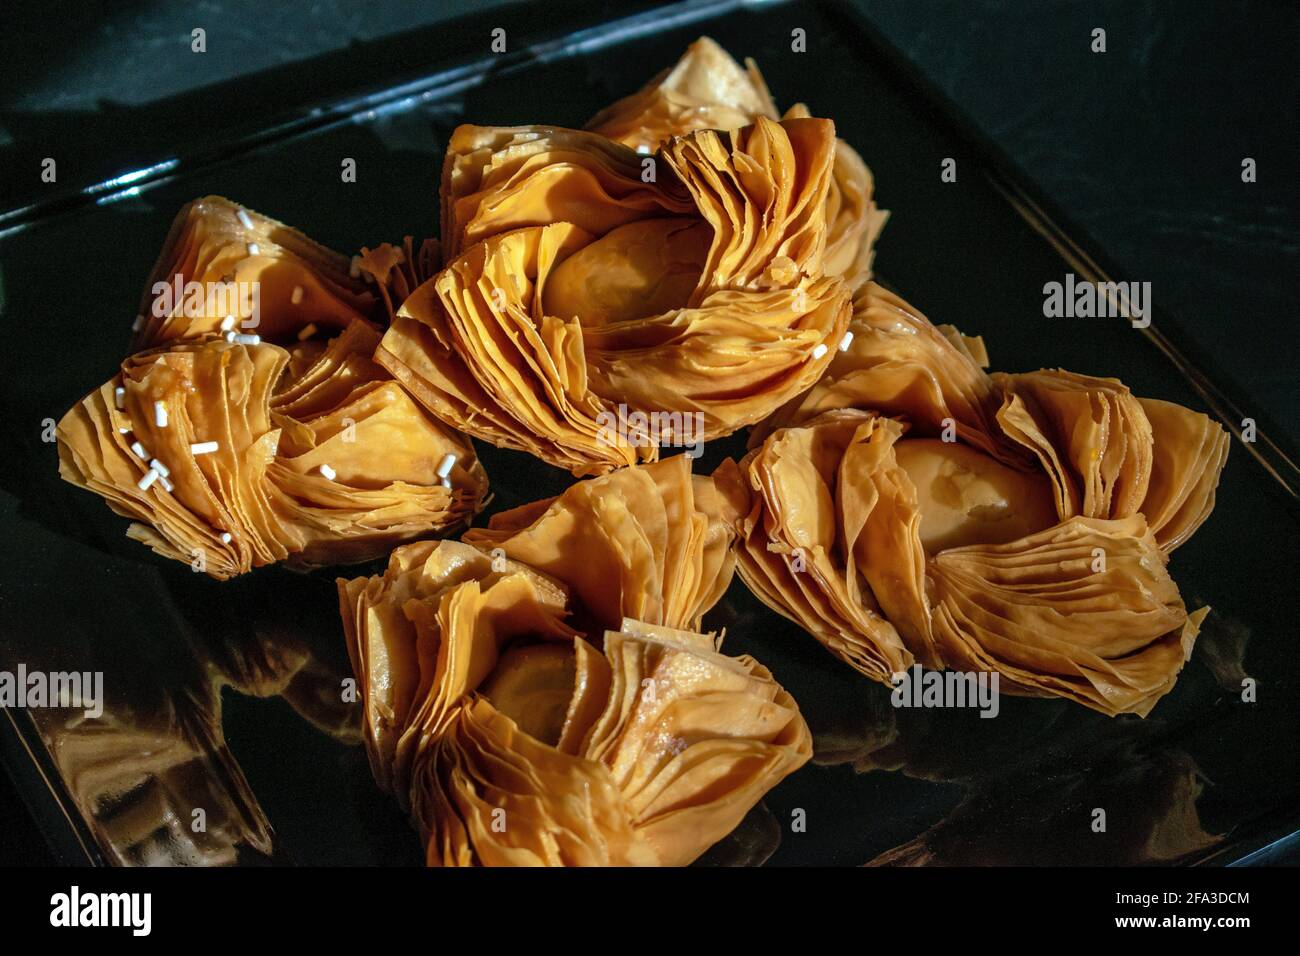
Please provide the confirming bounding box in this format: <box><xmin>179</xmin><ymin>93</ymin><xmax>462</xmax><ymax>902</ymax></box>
<box><xmin>57</xmin><ymin>320</ymin><xmax>487</xmax><ymax>578</ymax></box>
<box><xmin>40</xmin><ymin>607</ymin><xmax>359</xmax><ymax>866</ymax></box>
<box><xmin>722</xmin><ymin>282</ymin><xmax>1229</xmax><ymax>716</ymax></box>
<box><xmin>1187</xmin><ymin>602</ymin><xmax>1253</xmax><ymax>693</ymax></box>
<box><xmin>49</xmin><ymin>705</ymin><xmax>273</xmax><ymax>867</ymax></box>
<box><xmin>197</xmin><ymin>594</ymin><xmax>362</xmax><ymax>745</ymax></box>
<box><xmin>339</xmin><ymin>457</ymin><xmax>811</xmax><ymax>866</ymax></box>
<box><xmin>379</xmin><ymin>110</ymin><xmax>852</xmax><ymax>475</ymax></box>
<box><xmin>35</xmin><ymin>650</ymin><xmax>274</xmax><ymax>868</ymax></box>
<box><xmin>867</xmin><ymin>747</ymin><xmax>1220</xmax><ymax>866</ymax></box>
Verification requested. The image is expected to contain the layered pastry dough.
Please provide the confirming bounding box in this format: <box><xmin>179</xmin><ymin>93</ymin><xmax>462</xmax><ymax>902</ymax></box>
<box><xmin>131</xmin><ymin>197</ymin><xmax>382</xmax><ymax>349</ymax></box>
<box><xmin>723</xmin><ymin>283</ymin><xmax>1229</xmax><ymax>716</ymax></box>
<box><xmin>57</xmin><ymin>321</ymin><xmax>486</xmax><ymax>579</ymax></box>
<box><xmin>338</xmin><ymin>457</ymin><xmax>811</xmax><ymax>865</ymax></box>
<box><xmin>378</xmin><ymin>78</ymin><xmax>861</xmax><ymax>475</ymax></box>
<box><xmin>61</xmin><ymin>195</ymin><xmax>488</xmax><ymax>578</ymax></box>
<box><xmin>586</xmin><ymin>36</ymin><xmax>888</xmax><ymax>290</ymax></box>
<box><xmin>374</xmin><ymin>38</ymin><xmax>891</xmax><ymax>477</ymax></box>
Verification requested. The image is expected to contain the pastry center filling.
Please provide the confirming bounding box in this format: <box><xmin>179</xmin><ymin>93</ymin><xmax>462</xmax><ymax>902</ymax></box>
<box><xmin>479</xmin><ymin>641</ymin><xmax>577</xmax><ymax>746</ymax></box>
<box><xmin>542</xmin><ymin>218</ymin><xmax>712</xmax><ymax>326</ymax></box>
<box><xmin>893</xmin><ymin>438</ymin><xmax>1058</xmax><ymax>552</ymax></box>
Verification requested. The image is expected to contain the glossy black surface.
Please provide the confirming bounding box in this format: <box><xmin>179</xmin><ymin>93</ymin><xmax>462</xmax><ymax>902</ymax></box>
<box><xmin>1</xmin><ymin>0</ymin><xmax>1297</xmax><ymax>865</ymax></box>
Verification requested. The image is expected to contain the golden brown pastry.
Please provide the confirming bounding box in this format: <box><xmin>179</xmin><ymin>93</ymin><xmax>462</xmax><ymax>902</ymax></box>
<box><xmin>377</xmin><ymin>113</ymin><xmax>853</xmax><ymax>476</ymax></box>
<box><xmin>131</xmin><ymin>196</ymin><xmax>385</xmax><ymax>349</ymax></box>
<box><xmin>338</xmin><ymin>457</ymin><xmax>811</xmax><ymax>866</ymax></box>
<box><xmin>585</xmin><ymin>36</ymin><xmax>779</xmax><ymax>153</ymax></box>
<box><xmin>353</xmin><ymin>235</ymin><xmax>441</xmax><ymax>322</ymax></box>
<box><xmin>586</xmin><ymin>36</ymin><xmax>889</xmax><ymax>290</ymax></box>
<box><xmin>721</xmin><ymin>283</ymin><xmax>1229</xmax><ymax>716</ymax></box>
<box><xmin>57</xmin><ymin>320</ymin><xmax>487</xmax><ymax>579</ymax></box>
<box><xmin>755</xmin><ymin>282</ymin><xmax>1010</xmax><ymax>460</ymax></box>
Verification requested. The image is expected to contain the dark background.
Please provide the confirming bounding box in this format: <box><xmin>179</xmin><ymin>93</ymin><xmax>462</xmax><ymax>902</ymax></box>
<box><xmin>1</xmin><ymin>0</ymin><xmax>1296</xmax><ymax>866</ymax></box>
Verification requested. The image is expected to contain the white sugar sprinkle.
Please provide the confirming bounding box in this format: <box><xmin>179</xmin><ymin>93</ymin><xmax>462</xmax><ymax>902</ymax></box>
<box><xmin>236</xmin><ymin>208</ymin><xmax>255</xmax><ymax>230</ymax></box>
<box><xmin>297</xmin><ymin>323</ymin><xmax>317</xmax><ymax>341</ymax></box>
<box><xmin>118</xmin><ymin>427</ymin><xmax>131</xmax><ymax>434</ymax></box>
<box><xmin>247</xmin><ymin>242</ymin><xmax>261</xmax><ymax>256</ymax></box>
<box><xmin>191</xmin><ymin>441</ymin><xmax>219</xmax><ymax>455</ymax></box>
<box><xmin>154</xmin><ymin>401</ymin><xmax>168</xmax><ymax>427</ymax></box>
<box><xmin>440</xmin><ymin>476</ymin><xmax>452</xmax><ymax>489</ymax></box>
<box><xmin>158</xmin><ymin>474</ymin><xmax>174</xmax><ymax>492</ymax></box>
<box><xmin>136</xmin><ymin>469</ymin><xmax>159</xmax><ymax>491</ymax></box>
<box><xmin>130</xmin><ymin>441</ymin><xmax>149</xmax><ymax>459</ymax></box>
<box><xmin>839</xmin><ymin>331</ymin><xmax>854</xmax><ymax>352</ymax></box>
<box><xmin>114</xmin><ymin>386</ymin><xmax>125</xmax><ymax>409</ymax></box>
<box><xmin>291</xmin><ymin>286</ymin><xmax>304</xmax><ymax>305</ymax></box>
<box><xmin>318</xmin><ymin>464</ymin><xmax>337</xmax><ymax>481</ymax></box>
<box><xmin>149</xmin><ymin>458</ymin><xmax>170</xmax><ymax>478</ymax></box>
<box><xmin>812</xmin><ymin>343</ymin><xmax>828</xmax><ymax>360</ymax></box>
<box><xmin>220</xmin><ymin>315</ymin><xmax>236</xmax><ymax>331</ymax></box>
<box><xmin>436</xmin><ymin>453</ymin><xmax>457</xmax><ymax>478</ymax></box>
<box><xmin>234</xmin><ymin>333</ymin><xmax>260</xmax><ymax>345</ymax></box>
<box><xmin>220</xmin><ymin>532</ymin><xmax>232</xmax><ymax>544</ymax></box>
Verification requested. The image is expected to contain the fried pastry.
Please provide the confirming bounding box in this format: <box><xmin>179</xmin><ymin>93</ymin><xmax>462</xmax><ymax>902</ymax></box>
<box><xmin>586</xmin><ymin>36</ymin><xmax>888</xmax><ymax>289</ymax></box>
<box><xmin>378</xmin><ymin>114</ymin><xmax>851</xmax><ymax>475</ymax></box>
<box><xmin>57</xmin><ymin>321</ymin><xmax>487</xmax><ymax>579</ymax></box>
<box><xmin>338</xmin><ymin>457</ymin><xmax>811</xmax><ymax>865</ymax></box>
<box><xmin>723</xmin><ymin>284</ymin><xmax>1229</xmax><ymax>716</ymax></box>
<box><xmin>131</xmin><ymin>196</ymin><xmax>386</xmax><ymax>349</ymax></box>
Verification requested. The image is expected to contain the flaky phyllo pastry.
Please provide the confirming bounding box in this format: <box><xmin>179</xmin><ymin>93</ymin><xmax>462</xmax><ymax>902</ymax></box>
<box><xmin>377</xmin><ymin>47</ymin><xmax>872</xmax><ymax>475</ymax></box>
<box><xmin>722</xmin><ymin>282</ymin><xmax>1230</xmax><ymax>717</ymax></box>
<box><xmin>57</xmin><ymin>320</ymin><xmax>487</xmax><ymax>579</ymax></box>
<box><xmin>131</xmin><ymin>195</ymin><xmax>435</xmax><ymax>349</ymax></box>
<box><xmin>338</xmin><ymin>457</ymin><xmax>811</xmax><ymax>865</ymax></box>
<box><xmin>131</xmin><ymin>196</ymin><xmax>375</xmax><ymax>350</ymax></box>
<box><xmin>586</xmin><ymin>36</ymin><xmax>888</xmax><ymax>290</ymax></box>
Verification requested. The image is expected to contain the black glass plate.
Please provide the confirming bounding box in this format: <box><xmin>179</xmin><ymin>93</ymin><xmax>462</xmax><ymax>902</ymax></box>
<box><xmin>2</xmin><ymin>0</ymin><xmax>1297</xmax><ymax>867</ymax></box>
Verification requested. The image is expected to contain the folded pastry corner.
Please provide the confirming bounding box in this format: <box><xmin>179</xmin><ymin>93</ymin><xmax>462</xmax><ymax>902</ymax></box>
<box><xmin>586</xmin><ymin>35</ymin><xmax>888</xmax><ymax>291</ymax></box>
